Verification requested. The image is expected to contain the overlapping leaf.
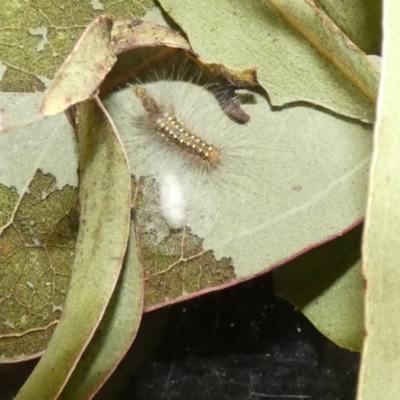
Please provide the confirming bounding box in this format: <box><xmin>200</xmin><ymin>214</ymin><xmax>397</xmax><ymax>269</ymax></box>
<box><xmin>15</xmin><ymin>97</ymin><xmax>131</xmax><ymax>400</ymax></box>
<box><xmin>105</xmin><ymin>76</ymin><xmax>372</xmax><ymax>310</ymax></box>
<box><xmin>357</xmin><ymin>0</ymin><xmax>400</xmax><ymax>398</ymax></box>
<box><xmin>275</xmin><ymin>226</ymin><xmax>364</xmax><ymax>351</ymax></box>
<box><xmin>0</xmin><ymin>92</ymin><xmax>78</xmax><ymax>362</ymax></box>
<box><xmin>158</xmin><ymin>0</ymin><xmax>378</xmax><ymax>122</ymax></box>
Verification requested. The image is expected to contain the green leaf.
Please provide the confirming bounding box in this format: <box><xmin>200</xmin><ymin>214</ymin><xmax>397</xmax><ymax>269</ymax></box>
<box><xmin>357</xmin><ymin>1</ymin><xmax>400</xmax><ymax>398</ymax></box>
<box><xmin>158</xmin><ymin>0</ymin><xmax>378</xmax><ymax>122</ymax></box>
<box><xmin>14</xmin><ymin>97</ymin><xmax>131</xmax><ymax>399</ymax></box>
<box><xmin>105</xmin><ymin>76</ymin><xmax>372</xmax><ymax>310</ymax></box>
<box><xmin>274</xmin><ymin>226</ymin><xmax>364</xmax><ymax>352</ymax></box>
<box><xmin>0</xmin><ymin>171</ymin><xmax>78</xmax><ymax>362</ymax></box>
<box><xmin>0</xmin><ymin>92</ymin><xmax>77</xmax><ymax>191</ymax></box>
<box><xmin>267</xmin><ymin>0</ymin><xmax>378</xmax><ymax>104</ymax></box>
<box><xmin>0</xmin><ymin>0</ymin><xmax>153</xmax><ymax>92</ymax></box>
<box><xmin>318</xmin><ymin>0</ymin><xmax>382</xmax><ymax>54</ymax></box>
<box><xmin>59</xmin><ymin>225</ymin><xmax>143</xmax><ymax>399</ymax></box>
<box><xmin>40</xmin><ymin>15</ymin><xmax>116</xmax><ymax>116</ymax></box>
<box><xmin>0</xmin><ymin>93</ymin><xmax>78</xmax><ymax>362</ymax></box>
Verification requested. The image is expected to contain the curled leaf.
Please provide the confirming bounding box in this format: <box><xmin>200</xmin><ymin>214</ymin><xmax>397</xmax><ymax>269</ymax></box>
<box><xmin>158</xmin><ymin>0</ymin><xmax>377</xmax><ymax>121</ymax></box>
<box><xmin>15</xmin><ymin>96</ymin><xmax>131</xmax><ymax>399</ymax></box>
<box><xmin>40</xmin><ymin>15</ymin><xmax>116</xmax><ymax>116</ymax></box>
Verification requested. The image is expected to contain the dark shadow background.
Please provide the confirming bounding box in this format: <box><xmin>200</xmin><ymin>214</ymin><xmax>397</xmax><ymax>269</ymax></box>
<box><xmin>116</xmin><ymin>272</ymin><xmax>360</xmax><ymax>400</ymax></box>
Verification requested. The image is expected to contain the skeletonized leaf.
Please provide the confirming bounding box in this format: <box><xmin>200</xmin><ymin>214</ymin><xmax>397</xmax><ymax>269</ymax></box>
<box><xmin>15</xmin><ymin>96</ymin><xmax>131</xmax><ymax>399</ymax></box>
<box><xmin>0</xmin><ymin>171</ymin><xmax>78</xmax><ymax>362</ymax></box>
<box><xmin>0</xmin><ymin>93</ymin><xmax>78</xmax><ymax>362</ymax></box>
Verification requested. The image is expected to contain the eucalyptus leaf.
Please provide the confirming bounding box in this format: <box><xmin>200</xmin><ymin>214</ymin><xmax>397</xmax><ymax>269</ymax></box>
<box><xmin>0</xmin><ymin>0</ymin><xmax>153</xmax><ymax>92</ymax></box>
<box><xmin>274</xmin><ymin>226</ymin><xmax>364</xmax><ymax>352</ymax></box>
<box><xmin>40</xmin><ymin>15</ymin><xmax>116</xmax><ymax>116</ymax></box>
<box><xmin>0</xmin><ymin>171</ymin><xmax>78</xmax><ymax>362</ymax></box>
<box><xmin>158</xmin><ymin>0</ymin><xmax>378</xmax><ymax>122</ymax></box>
<box><xmin>357</xmin><ymin>1</ymin><xmax>400</xmax><ymax>398</ymax></box>
<box><xmin>0</xmin><ymin>92</ymin><xmax>78</xmax><ymax>362</ymax></box>
<box><xmin>105</xmin><ymin>77</ymin><xmax>372</xmax><ymax>310</ymax></box>
<box><xmin>0</xmin><ymin>93</ymin><xmax>77</xmax><ymax>199</ymax></box>
<box><xmin>267</xmin><ymin>0</ymin><xmax>378</xmax><ymax>104</ymax></box>
<box><xmin>318</xmin><ymin>0</ymin><xmax>382</xmax><ymax>54</ymax></box>
<box><xmin>59</xmin><ymin>224</ymin><xmax>143</xmax><ymax>400</ymax></box>
<box><xmin>15</xmin><ymin>97</ymin><xmax>131</xmax><ymax>400</ymax></box>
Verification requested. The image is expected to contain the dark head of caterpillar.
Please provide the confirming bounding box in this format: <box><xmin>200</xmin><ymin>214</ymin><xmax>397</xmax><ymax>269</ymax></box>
<box><xmin>134</xmin><ymin>86</ymin><xmax>220</xmax><ymax>168</ymax></box>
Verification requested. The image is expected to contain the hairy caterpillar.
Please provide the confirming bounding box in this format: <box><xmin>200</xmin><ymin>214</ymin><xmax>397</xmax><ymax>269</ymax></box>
<box><xmin>104</xmin><ymin>71</ymin><xmax>265</xmax><ymax>230</ymax></box>
<box><xmin>134</xmin><ymin>85</ymin><xmax>220</xmax><ymax>168</ymax></box>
